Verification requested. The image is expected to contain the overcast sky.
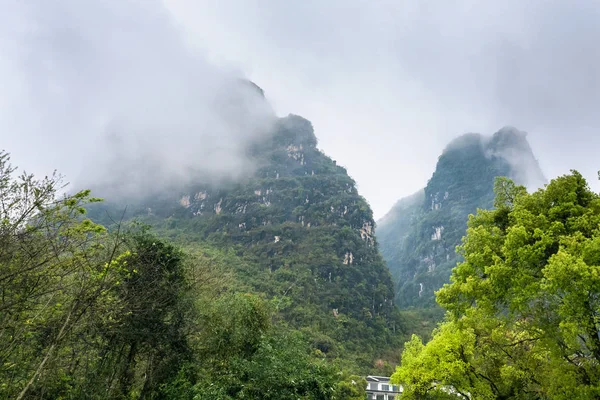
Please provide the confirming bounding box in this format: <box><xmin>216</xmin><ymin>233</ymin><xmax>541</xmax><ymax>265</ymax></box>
<box><xmin>2</xmin><ymin>0</ymin><xmax>599</xmax><ymax>219</ymax></box>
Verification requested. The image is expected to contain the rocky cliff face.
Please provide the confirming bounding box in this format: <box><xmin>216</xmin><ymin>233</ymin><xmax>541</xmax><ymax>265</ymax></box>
<box><xmin>378</xmin><ymin>127</ymin><xmax>545</xmax><ymax>307</ymax></box>
<box><xmin>173</xmin><ymin>114</ymin><xmax>396</xmax><ymax>323</ymax></box>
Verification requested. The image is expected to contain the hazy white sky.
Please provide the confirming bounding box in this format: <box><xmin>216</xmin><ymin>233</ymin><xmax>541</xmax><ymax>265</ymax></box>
<box><xmin>2</xmin><ymin>0</ymin><xmax>599</xmax><ymax>218</ymax></box>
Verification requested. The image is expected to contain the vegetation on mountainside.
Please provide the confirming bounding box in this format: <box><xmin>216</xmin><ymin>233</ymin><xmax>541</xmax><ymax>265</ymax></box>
<box><xmin>392</xmin><ymin>172</ymin><xmax>600</xmax><ymax>398</ymax></box>
<box><xmin>0</xmin><ymin>150</ymin><xmax>369</xmax><ymax>399</ymax></box>
<box><xmin>378</xmin><ymin>129</ymin><xmax>544</xmax><ymax>308</ymax></box>
<box><xmin>88</xmin><ymin>114</ymin><xmax>407</xmax><ymax>371</ymax></box>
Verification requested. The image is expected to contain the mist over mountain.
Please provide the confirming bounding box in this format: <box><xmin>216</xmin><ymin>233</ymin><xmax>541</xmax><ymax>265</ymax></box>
<box><xmin>83</xmin><ymin>79</ymin><xmax>276</xmax><ymax>199</ymax></box>
<box><xmin>377</xmin><ymin>127</ymin><xmax>546</xmax><ymax>307</ymax></box>
<box><xmin>1</xmin><ymin>0</ymin><xmax>275</xmax><ymax>197</ymax></box>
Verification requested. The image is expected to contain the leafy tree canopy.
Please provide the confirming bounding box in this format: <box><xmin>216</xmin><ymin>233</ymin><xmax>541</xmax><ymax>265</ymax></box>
<box><xmin>393</xmin><ymin>172</ymin><xmax>600</xmax><ymax>399</ymax></box>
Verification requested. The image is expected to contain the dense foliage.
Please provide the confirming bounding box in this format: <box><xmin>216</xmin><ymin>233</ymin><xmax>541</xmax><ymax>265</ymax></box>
<box><xmin>392</xmin><ymin>172</ymin><xmax>600</xmax><ymax>398</ymax></box>
<box><xmin>378</xmin><ymin>128</ymin><xmax>545</xmax><ymax>308</ymax></box>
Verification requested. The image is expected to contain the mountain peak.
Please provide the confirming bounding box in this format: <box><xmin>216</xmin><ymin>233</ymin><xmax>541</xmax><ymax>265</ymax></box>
<box><xmin>378</xmin><ymin>127</ymin><xmax>545</xmax><ymax>307</ymax></box>
<box><xmin>440</xmin><ymin>127</ymin><xmax>545</xmax><ymax>190</ymax></box>
<box><xmin>274</xmin><ymin>114</ymin><xmax>318</xmax><ymax>148</ymax></box>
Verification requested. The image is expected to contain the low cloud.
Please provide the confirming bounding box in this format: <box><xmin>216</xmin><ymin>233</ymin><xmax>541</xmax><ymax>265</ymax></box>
<box><xmin>0</xmin><ymin>0</ymin><xmax>275</xmax><ymax>198</ymax></box>
<box><xmin>483</xmin><ymin>127</ymin><xmax>547</xmax><ymax>191</ymax></box>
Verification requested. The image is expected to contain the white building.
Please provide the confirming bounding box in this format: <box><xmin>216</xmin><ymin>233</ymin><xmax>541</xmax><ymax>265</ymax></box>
<box><xmin>366</xmin><ymin>376</ymin><xmax>402</xmax><ymax>400</ymax></box>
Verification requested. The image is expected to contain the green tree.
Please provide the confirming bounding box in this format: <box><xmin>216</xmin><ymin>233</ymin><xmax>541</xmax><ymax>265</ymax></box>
<box><xmin>0</xmin><ymin>151</ymin><xmax>131</xmax><ymax>398</ymax></box>
<box><xmin>0</xmin><ymin>152</ymin><xmax>209</xmax><ymax>399</ymax></box>
<box><xmin>90</xmin><ymin>230</ymin><xmax>196</xmax><ymax>399</ymax></box>
<box><xmin>162</xmin><ymin>293</ymin><xmax>349</xmax><ymax>400</ymax></box>
<box><xmin>332</xmin><ymin>373</ymin><xmax>367</xmax><ymax>400</ymax></box>
<box><xmin>393</xmin><ymin>172</ymin><xmax>600</xmax><ymax>399</ymax></box>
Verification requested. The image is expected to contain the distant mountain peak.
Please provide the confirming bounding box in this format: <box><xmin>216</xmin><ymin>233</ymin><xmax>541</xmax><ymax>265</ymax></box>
<box><xmin>441</xmin><ymin>127</ymin><xmax>546</xmax><ymax>190</ymax></box>
<box><xmin>378</xmin><ymin>127</ymin><xmax>545</xmax><ymax>307</ymax></box>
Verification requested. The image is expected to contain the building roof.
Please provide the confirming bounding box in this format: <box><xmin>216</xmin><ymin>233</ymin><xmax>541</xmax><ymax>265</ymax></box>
<box><xmin>366</xmin><ymin>375</ymin><xmax>392</xmax><ymax>383</ymax></box>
